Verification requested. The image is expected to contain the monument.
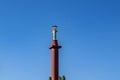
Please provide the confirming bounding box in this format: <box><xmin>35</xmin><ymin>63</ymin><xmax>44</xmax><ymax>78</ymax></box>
<box><xmin>49</xmin><ymin>26</ymin><xmax>66</xmax><ymax>80</ymax></box>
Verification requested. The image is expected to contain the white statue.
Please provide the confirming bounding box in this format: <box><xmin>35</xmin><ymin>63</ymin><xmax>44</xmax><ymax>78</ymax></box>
<box><xmin>52</xmin><ymin>26</ymin><xmax>57</xmax><ymax>40</ymax></box>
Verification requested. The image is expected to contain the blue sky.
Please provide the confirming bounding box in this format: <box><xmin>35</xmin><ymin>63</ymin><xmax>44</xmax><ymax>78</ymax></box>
<box><xmin>0</xmin><ymin>0</ymin><xmax>120</xmax><ymax>80</ymax></box>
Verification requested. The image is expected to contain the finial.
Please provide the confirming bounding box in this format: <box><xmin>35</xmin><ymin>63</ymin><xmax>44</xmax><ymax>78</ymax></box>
<box><xmin>52</xmin><ymin>25</ymin><xmax>57</xmax><ymax>40</ymax></box>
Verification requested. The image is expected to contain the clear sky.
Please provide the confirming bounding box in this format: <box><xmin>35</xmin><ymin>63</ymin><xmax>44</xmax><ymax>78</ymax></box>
<box><xmin>0</xmin><ymin>0</ymin><xmax>120</xmax><ymax>80</ymax></box>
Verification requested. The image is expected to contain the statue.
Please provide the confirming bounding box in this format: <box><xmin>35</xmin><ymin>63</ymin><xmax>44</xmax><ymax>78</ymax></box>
<box><xmin>52</xmin><ymin>25</ymin><xmax>57</xmax><ymax>40</ymax></box>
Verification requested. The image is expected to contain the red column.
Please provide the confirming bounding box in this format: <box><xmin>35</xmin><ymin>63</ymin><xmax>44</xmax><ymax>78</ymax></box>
<box><xmin>49</xmin><ymin>40</ymin><xmax>61</xmax><ymax>80</ymax></box>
